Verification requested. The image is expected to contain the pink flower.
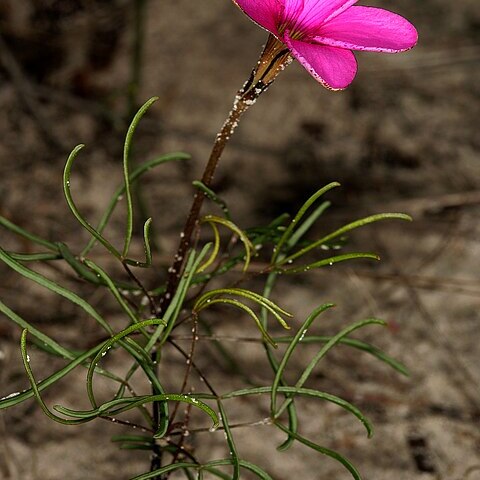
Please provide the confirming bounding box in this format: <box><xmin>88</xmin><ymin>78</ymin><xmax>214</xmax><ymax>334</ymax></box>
<box><xmin>232</xmin><ymin>0</ymin><xmax>418</xmax><ymax>90</ymax></box>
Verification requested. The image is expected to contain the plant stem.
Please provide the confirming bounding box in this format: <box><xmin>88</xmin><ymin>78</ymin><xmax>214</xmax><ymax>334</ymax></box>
<box><xmin>150</xmin><ymin>34</ymin><xmax>290</xmax><ymax>478</ymax></box>
<box><xmin>158</xmin><ymin>34</ymin><xmax>291</xmax><ymax>314</ymax></box>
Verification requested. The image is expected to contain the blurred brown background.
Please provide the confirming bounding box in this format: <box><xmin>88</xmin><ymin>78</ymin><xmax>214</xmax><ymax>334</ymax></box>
<box><xmin>0</xmin><ymin>0</ymin><xmax>479</xmax><ymax>479</ymax></box>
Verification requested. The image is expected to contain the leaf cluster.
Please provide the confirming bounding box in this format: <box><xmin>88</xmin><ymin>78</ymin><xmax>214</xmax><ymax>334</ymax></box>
<box><xmin>0</xmin><ymin>98</ymin><xmax>411</xmax><ymax>479</ymax></box>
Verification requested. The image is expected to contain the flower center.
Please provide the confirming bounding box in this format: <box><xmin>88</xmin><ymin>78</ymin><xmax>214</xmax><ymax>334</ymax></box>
<box><xmin>278</xmin><ymin>19</ymin><xmax>305</xmax><ymax>40</ymax></box>
<box><xmin>277</xmin><ymin>7</ymin><xmax>314</xmax><ymax>41</ymax></box>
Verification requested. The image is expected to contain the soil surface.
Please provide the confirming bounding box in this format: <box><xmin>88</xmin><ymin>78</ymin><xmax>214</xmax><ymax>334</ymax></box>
<box><xmin>1</xmin><ymin>1</ymin><xmax>479</xmax><ymax>479</ymax></box>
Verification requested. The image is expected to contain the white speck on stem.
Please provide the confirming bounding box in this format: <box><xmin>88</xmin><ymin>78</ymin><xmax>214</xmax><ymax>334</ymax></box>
<box><xmin>299</xmin><ymin>329</ymin><xmax>307</xmax><ymax>341</ymax></box>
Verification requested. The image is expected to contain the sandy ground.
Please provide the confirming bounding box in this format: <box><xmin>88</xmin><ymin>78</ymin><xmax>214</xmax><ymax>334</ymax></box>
<box><xmin>0</xmin><ymin>0</ymin><xmax>479</xmax><ymax>479</ymax></box>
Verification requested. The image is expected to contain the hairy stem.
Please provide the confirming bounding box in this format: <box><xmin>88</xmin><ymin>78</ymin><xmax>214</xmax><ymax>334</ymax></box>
<box><xmin>158</xmin><ymin>34</ymin><xmax>291</xmax><ymax>314</ymax></box>
<box><xmin>150</xmin><ymin>34</ymin><xmax>291</xmax><ymax>478</ymax></box>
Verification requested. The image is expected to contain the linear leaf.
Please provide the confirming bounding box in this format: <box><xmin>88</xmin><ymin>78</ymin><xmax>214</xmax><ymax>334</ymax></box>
<box><xmin>0</xmin><ymin>299</ymin><xmax>74</xmax><ymax>360</ymax></box>
<box><xmin>0</xmin><ymin>342</ymin><xmax>122</xmax><ymax>409</ymax></box>
<box><xmin>20</xmin><ymin>330</ymin><xmax>92</xmax><ymax>425</ymax></box>
<box><xmin>217</xmin><ymin>401</ymin><xmax>240</xmax><ymax>480</ymax></box>
<box><xmin>0</xmin><ymin>215</ymin><xmax>58</xmax><ymax>251</ymax></box>
<box><xmin>196</xmin><ymin>222</ymin><xmax>220</xmax><ymax>273</ymax></box>
<box><xmin>279</xmin><ymin>213</ymin><xmax>412</xmax><ymax>265</ymax></box>
<box><xmin>7</xmin><ymin>252</ymin><xmax>61</xmax><ymax>262</ymax></box>
<box><xmin>55</xmin><ymin>394</ymin><xmax>219</xmax><ymax>428</ymax></box>
<box><xmin>82</xmin><ymin>152</ymin><xmax>190</xmax><ymax>256</ymax></box>
<box><xmin>86</xmin><ymin>319</ymin><xmax>166</xmax><ymax>408</ymax></box>
<box><xmin>280</xmin><ymin>253</ymin><xmax>380</xmax><ymax>274</ymax></box>
<box><xmin>122</xmin><ymin>97</ymin><xmax>159</xmax><ymax>258</ymax></box>
<box><xmin>271</xmin><ymin>304</ymin><xmax>334</xmax><ymax>415</ymax></box>
<box><xmin>201</xmin><ymin>215</ymin><xmax>253</xmax><ymax>272</ymax></box>
<box><xmin>274</xmin><ymin>422</ymin><xmax>361</xmax><ymax>480</ymax></box>
<box><xmin>196</xmin><ymin>297</ymin><xmax>276</xmax><ymax>347</ymax></box>
<box><xmin>273</xmin><ymin>182</ymin><xmax>340</xmax><ymax>262</ymax></box>
<box><xmin>0</xmin><ymin>247</ymin><xmax>113</xmax><ymax>334</ymax></box>
<box><xmin>193</xmin><ymin>181</ymin><xmax>231</xmax><ymax>220</ymax></box>
<box><xmin>276</xmin><ymin>319</ymin><xmax>387</xmax><ymax>418</ymax></box>
<box><xmin>274</xmin><ymin>335</ymin><xmax>409</xmax><ymax>376</ymax></box>
<box><xmin>206</xmin><ymin>460</ymin><xmax>273</xmax><ymax>480</ymax></box>
<box><xmin>286</xmin><ymin>201</ymin><xmax>331</xmax><ymax>249</ymax></box>
<box><xmin>221</xmin><ymin>386</ymin><xmax>372</xmax><ymax>437</ymax></box>
<box><xmin>63</xmin><ymin>144</ymin><xmax>122</xmax><ymax>259</ymax></box>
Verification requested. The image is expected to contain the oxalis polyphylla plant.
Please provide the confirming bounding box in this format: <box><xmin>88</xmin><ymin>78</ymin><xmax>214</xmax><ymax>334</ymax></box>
<box><xmin>0</xmin><ymin>1</ymin><xmax>417</xmax><ymax>479</ymax></box>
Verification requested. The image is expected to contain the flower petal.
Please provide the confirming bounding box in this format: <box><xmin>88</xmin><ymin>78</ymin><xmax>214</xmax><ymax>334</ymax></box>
<box><xmin>315</xmin><ymin>6</ymin><xmax>418</xmax><ymax>53</ymax></box>
<box><xmin>232</xmin><ymin>0</ymin><xmax>284</xmax><ymax>35</ymax></box>
<box><xmin>285</xmin><ymin>0</ymin><xmax>357</xmax><ymax>35</ymax></box>
<box><xmin>285</xmin><ymin>36</ymin><xmax>357</xmax><ymax>90</ymax></box>
<box><xmin>282</xmin><ymin>0</ymin><xmax>304</xmax><ymax>27</ymax></box>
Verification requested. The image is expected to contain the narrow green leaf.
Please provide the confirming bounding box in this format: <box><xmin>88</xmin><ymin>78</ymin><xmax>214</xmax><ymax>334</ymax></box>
<box><xmin>0</xmin><ymin>299</ymin><xmax>74</xmax><ymax>360</ymax></box>
<box><xmin>194</xmin><ymin>288</ymin><xmax>291</xmax><ymax>331</ymax></box>
<box><xmin>122</xmin><ymin>97</ymin><xmax>159</xmax><ymax>258</ymax></box>
<box><xmin>155</xmin><ymin>245</ymin><xmax>212</xmax><ymax>348</ymax></box>
<box><xmin>201</xmin><ymin>215</ymin><xmax>253</xmax><ymax>272</ymax></box>
<box><xmin>193</xmin><ymin>181</ymin><xmax>231</xmax><ymax>220</ymax></box>
<box><xmin>82</xmin><ymin>152</ymin><xmax>190</xmax><ymax>256</ymax></box>
<box><xmin>135</xmin><ymin>460</ymin><xmax>273</xmax><ymax>480</ymax></box>
<box><xmin>274</xmin><ymin>422</ymin><xmax>362</xmax><ymax>480</ymax></box>
<box><xmin>196</xmin><ymin>297</ymin><xmax>276</xmax><ymax>347</ymax></box>
<box><xmin>84</xmin><ymin>259</ymin><xmax>144</xmax><ymax>328</ymax></box>
<box><xmin>119</xmin><ymin>444</ymin><xmax>153</xmax><ymax>451</ymax></box>
<box><xmin>55</xmin><ymin>394</ymin><xmax>219</xmax><ymax>428</ymax></box>
<box><xmin>63</xmin><ymin>144</ymin><xmax>122</xmax><ymax>259</ymax></box>
<box><xmin>0</xmin><ymin>248</ymin><xmax>113</xmax><ymax>335</ymax></box>
<box><xmin>20</xmin><ymin>330</ymin><xmax>91</xmax><ymax>425</ymax></box>
<box><xmin>276</xmin><ymin>319</ymin><xmax>387</xmax><ymax>418</ymax></box>
<box><xmin>57</xmin><ymin>242</ymin><xmax>105</xmax><ymax>285</ymax></box>
<box><xmin>200</xmin><ymin>466</ymin><xmax>231</xmax><ymax>480</ymax></box>
<box><xmin>274</xmin><ymin>335</ymin><xmax>409</xmax><ymax>376</ymax></box>
<box><xmin>142</xmin><ymin>217</ymin><xmax>153</xmax><ymax>266</ymax></box>
<box><xmin>184</xmin><ymin>467</ymin><xmax>197</xmax><ymax>480</ymax></box>
<box><xmin>271</xmin><ymin>304</ymin><xmax>334</xmax><ymax>415</ymax></box>
<box><xmin>279</xmin><ymin>213</ymin><xmax>412</xmax><ymax>265</ymax></box>
<box><xmin>86</xmin><ymin>319</ymin><xmax>166</xmax><ymax>409</ymax></box>
<box><xmin>196</xmin><ymin>222</ymin><xmax>220</xmax><ymax>273</ymax></box>
<box><xmin>7</xmin><ymin>252</ymin><xmax>61</xmax><ymax>262</ymax></box>
<box><xmin>217</xmin><ymin>401</ymin><xmax>240</xmax><ymax>480</ymax></box>
<box><xmin>0</xmin><ymin>343</ymin><xmax>124</xmax><ymax>409</ymax></box>
<box><xmin>280</xmin><ymin>253</ymin><xmax>380</xmax><ymax>274</ymax></box>
<box><xmin>206</xmin><ymin>460</ymin><xmax>273</xmax><ymax>480</ymax></box>
<box><xmin>286</xmin><ymin>201</ymin><xmax>331</xmax><ymax>249</ymax></box>
<box><xmin>131</xmin><ymin>463</ymin><xmax>197</xmax><ymax>480</ymax></box>
<box><xmin>221</xmin><ymin>386</ymin><xmax>372</xmax><ymax>438</ymax></box>
<box><xmin>118</xmin><ymin>247</ymin><xmax>211</xmax><ymax>392</ymax></box>
<box><xmin>0</xmin><ymin>215</ymin><xmax>58</xmax><ymax>251</ymax></box>
<box><xmin>259</xmin><ymin>271</ymin><xmax>298</xmax><ymax>451</ymax></box>
<box><xmin>56</xmin><ymin>242</ymin><xmax>136</xmax><ymax>289</ymax></box>
<box><xmin>273</xmin><ymin>182</ymin><xmax>340</xmax><ymax>263</ymax></box>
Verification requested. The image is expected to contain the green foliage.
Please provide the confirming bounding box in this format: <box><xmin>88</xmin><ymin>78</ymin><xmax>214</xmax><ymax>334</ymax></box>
<box><xmin>0</xmin><ymin>98</ymin><xmax>411</xmax><ymax>479</ymax></box>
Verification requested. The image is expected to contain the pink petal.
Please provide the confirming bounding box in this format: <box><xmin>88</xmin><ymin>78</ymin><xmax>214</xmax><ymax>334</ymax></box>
<box><xmin>282</xmin><ymin>0</ymin><xmax>304</xmax><ymax>26</ymax></box>
<box><xmin>315</xmin><ymin>6</ymin><xmax>418</xmax><ymax>53</ymax></box>
<box><xmin>232</xmin><ymin>0</ymin><xmax>284</xmax><ymax>35</ymax></box>
<box><xmin>285</xmin><ymin>36</ymin><xmax>357</xmax><ymax>90</ymax></box>
<box><xmin>285</xmin><ymin>0</ymin><xmax>357</xmax><ymax>35</ymax></box>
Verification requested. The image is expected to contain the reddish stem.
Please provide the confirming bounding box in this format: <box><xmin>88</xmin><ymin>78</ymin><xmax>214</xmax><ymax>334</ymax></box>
<box><xmin>158</xmin><ymin>34</ymin><xmax>291</xmax><ymax>314</ymax></box>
